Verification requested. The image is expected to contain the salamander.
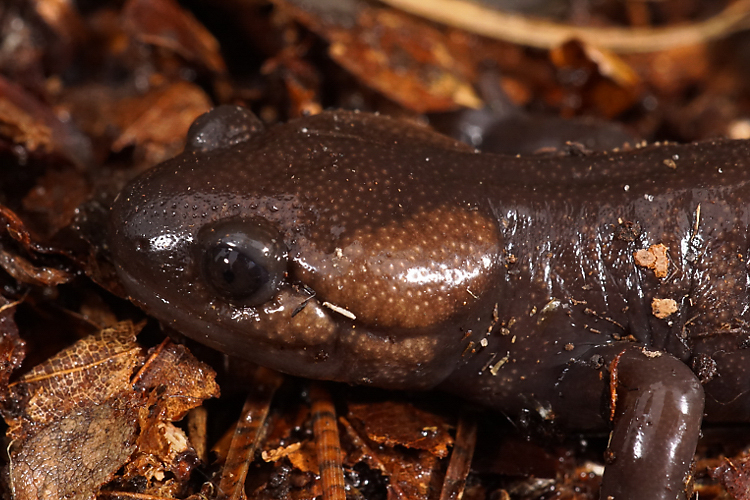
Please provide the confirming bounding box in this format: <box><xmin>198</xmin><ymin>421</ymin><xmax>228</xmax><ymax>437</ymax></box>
<box><xmin>108</xmin><ymin>105</ymin><xmax>750</xmax><ymax>499</ymax></box>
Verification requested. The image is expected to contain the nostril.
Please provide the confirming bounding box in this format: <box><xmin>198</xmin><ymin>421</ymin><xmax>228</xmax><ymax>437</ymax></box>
<box><xmin>134</xmin><ymin>237</ymin><xmax>149</xmax><ymax>252</ymax></box>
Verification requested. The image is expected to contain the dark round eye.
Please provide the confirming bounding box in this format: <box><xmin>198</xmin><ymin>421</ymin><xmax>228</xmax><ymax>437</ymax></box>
<box><xmin>197</xmin><ymin>217</ymin><xmax>287</xmax><ymax>305</ymax></box>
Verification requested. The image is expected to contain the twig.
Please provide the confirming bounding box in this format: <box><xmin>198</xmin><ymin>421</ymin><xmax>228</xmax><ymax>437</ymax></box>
<box><xmin>379</xmin><ymin>0</ymin><xmax>750</xmax><ymax>53</ymax></box>
<box><xmin>216</xmin><ymin>367</ymin><xmax>282</xmax><ymax>500</ymax></box>
<box><xmin>439</xmin><ymin>409</ymin><xmax>478</xmax><ymax>500</ymax></box>
<box><xmin>310</xmin><ymin>382</ymin><xmax>347</xmax><ymax>500</ymax></box>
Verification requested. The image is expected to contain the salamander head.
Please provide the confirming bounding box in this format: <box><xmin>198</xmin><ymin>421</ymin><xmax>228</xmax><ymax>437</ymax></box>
<box><xmin>108</xmin><ymin>106</ymin><xmax>502</xmax><ymax>389</ymax></box>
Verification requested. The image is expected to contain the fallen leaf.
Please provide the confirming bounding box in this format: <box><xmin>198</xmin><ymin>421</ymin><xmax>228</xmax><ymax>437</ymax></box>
<box><xmin>0</xmin><ymin>296</ymin><xmax>26</xmax><ymax>401</ymax></box>
<box><xmin>277</xmin><ymin>0</ymin><xmax>481</xmax><ymax>112</ymax></box>
<box><xmin>133</xmin><ymin>342</ymin><xmax>220</xmax><ymax>421</ymax></box>
<box><xmin>0</xmin><ymin>75</ymin><xmax>92</xmax><ymax>168</ymax></box>
<box><xmin>9</xmin><ymin>401</ymin><xmax>139</xmax><ymax>500</ymax></box>
<box><xmin>111</xmin><ymin>81</ymin><xmax>213</xmax><ymax>167</ymax></box>
<box><xmin>6</xmin><ymin>322</ymin><xmax>144</xmax><ymax>436</ymax></box>
<box><xmin>122</xmin><ymin>0</ymin><xmax>226</xmax><ymax>73</ymax></box>
<box><xmin>710</xmin><ymin>454</ymin><xmax>750</xmax><ymax>500</ymax></box>
<box><xmin>348</xmin><ymin>400</ymin><xmax>453</xmax><ymax>458</ymax></box>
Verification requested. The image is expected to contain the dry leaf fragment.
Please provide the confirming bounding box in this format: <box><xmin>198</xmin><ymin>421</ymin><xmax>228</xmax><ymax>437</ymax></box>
<box><xmin>348</xmin><ymin>400</ymin><xmax>453</xmax><ymax>458</ymax></box>
<box><xmin>111</xmin><ymin>81</ymin><xmax>212</xmax><ymax>167</ymax></box>
<box><xmin>3</xmin><ymin>323</ymin><xmax>221</xmax><ymax>500</ymax></box>
<box><xmin>344</xmin><ymin>399</ymin><xmax>454</xmax><ymax>499</ymax></box>
<box><xmin>370</xmin><ymin>446</ymin><xmax>442</xmax><ymax>500</ymax></box>
<box><xmin>3</xmin><ymin>323</ymin><xmax>143</xmax><ymax>499</ymax></box>
<box><xmin>126</xmin><ymin>421</ymin><xmax>196</xmax><ymax>484</ymax></box>
<box><xmin>710</xmin><ymin>452</ymin><xmax>750</xmax><ymax>500</ymax></box>
<box><xmin>263</xmin><ymin>442</ymin><xmax>320</xmax><ymax>474</ymax></box>
<box><xmin>122</xmin><ymin>0</ymin><xmax>226</xmax><ymax>73</ymax></box>
<box><xmin>0</xmin><ymin>248</ymin><xmax>73</xmax><ymax>287</ymax></box>
<box><xmin>263</xmin><ymin>442</ymin><xmax>304</xmax><ymax>463</ymax></box>
<box><xmin>0</xmin><ymin>205</ymin><xmax>74</xmax><ymax>286</ymax></box>
<box><xmin>651</xmin><ymin>298</ymin><xmax>678</xmax><ymax>319</ymax></box>
<box><xmin>31</xmin><ymin>0</ymin><xmax>87</xmax><ymax>50</ymax></box>
<box><xmin>287</xmin><ymin>441</ymin><xmax>320</xmax><ymax>474</ymax></box>
<box><xmin>21</xmin><ymin>167</ymin><xmax>91</xmax><ymax>236</ymax></box>
<box><xmin>118</xmin><ymin>342</ymin><xmax>219</xmax><ymax>493</ymax></box>
<box><xmin>0</xmin><ymin>75</ymin><xmax>91</xmax><ymax>168</ymax></box>
<box><xmin>278</xmin><ymin>0</ymin><xmax>481</xmax><ymax>112</ymax></box>
<box><xmin>0</xmin><ymin>296</ymin><xmax>26</xmax><ymax>401</ymax></box>
<box><xmin>133</xmin><ymin>342</ymin><xmax>220</xmax><ymax>421</ymax></box>
<box><xmin>1</xmin><ymin>205</ymin><xmax>36</xmax><ymax>251</ymax></box>
<box><xmin>8</xmin><ymin>402</ymin><xmax>139</xmax><ymax>500</ymax></box>
<box><xmin>6</xmin><ymin>322</ymin><xmax>144</xmax><ymax>435</ymax></box>
<box><xmin>634</xmin><ymin>243</ymin><xmax>669</xmax><ymax>278</ymax></box>
<box><xmin>0</xmin><ymin>96</ymin><xmax>52</xmax><ymax>152</ymax></box>
<box><xmin>549</xmin><ymin>40</ymin><xmax>640</xmax><ymax>117</ymax></box>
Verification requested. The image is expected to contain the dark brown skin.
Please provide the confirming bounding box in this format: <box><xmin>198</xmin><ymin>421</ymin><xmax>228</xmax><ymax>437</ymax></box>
<box><xmin>109</xmin><ymin>105</ymin><xmax>750</xmax><ymax>499</ymax></box>
<box><xmin>430</xmin><ymin>106</ymin><xmax>638</xmax><ymax>153</ymax></box>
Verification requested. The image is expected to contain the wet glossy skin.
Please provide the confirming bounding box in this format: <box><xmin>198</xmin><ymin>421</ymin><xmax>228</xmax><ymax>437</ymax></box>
<box><xmin>430</xmin><ymin>106</ymin><xmax>637</xmax><ymax>153</ymax></box>
<box><xmin>109</xmin><ymin>106</ymin><xmax>750</xmax><ymax>499</ymax></box>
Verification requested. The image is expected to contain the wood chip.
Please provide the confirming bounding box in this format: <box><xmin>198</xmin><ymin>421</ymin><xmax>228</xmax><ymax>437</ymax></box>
<box><xmin>651</xmin><ymin>297</ymin><xmax>678</xmax><ymax>319</ymax></box>
<box><xmin>634</xmin><ymin>243</ymin><xmax>669</xmax><ymax>278</ymax></box>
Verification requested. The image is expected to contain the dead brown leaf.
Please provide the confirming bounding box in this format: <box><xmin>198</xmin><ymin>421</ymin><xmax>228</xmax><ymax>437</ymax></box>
<box><xmin>0</xmin><ymin>96</ymin><xmax>52</xmax><ymax>152</ymax></box>
<box><xmin>111</xmin><ymin>81</ymin><xmax>213</xmax><ymax>167</ymax></box>
<box><xmin>125</xmin><ymin>420</ymin><xmax>197</xmax><ymax>488</ymax></box>
<box><xmin>0</xmin><ymin>296</ymin><xmax>26</xmax><ymax>401</ymax></box>
<box><xmin>710</xmin><ymin>453</ymin><xmax>750</xmax><ymax>500</ymax></box>
<box><xmin>31</xmin><ymin>0</ymin><xmax>87</xmax><ymax>52</ymax></box>
<box><xmin>263</xmin><ymin>441</ymin><xmax>318</xmax><ymax>474</ymax></box>
<box><xmin>373</xmin><ymin>447</ymin><xmax>443</xmax><ymax>500</ymax></box>
<box><xmin>348</xmin><ymin>400</ymin><xmax>453</xmax><ymax>458</ymax></box>
<box><xmin>0</xmin><ymin>248</ymin><xmax>72</xmax><ymax>287</ymax></box>
<box><xmin>21</xmin><ymin>167</ymin><xmax>91</xmax><ymax>236</ymax></box>
<box><xmin>122</xmin><ymin>0</ymin><xmax>226</xmax><ymax>74</ymax></box>
<box><xmin>0</xmin><ymin>205</ymin><xmax>76</xmax><ymax>285</ymax></box>
<box><xmin>134</xmin><ymin>342</ymin><xmax>220</xmax><ymax>422</ymax></box>
<box><xmin>8</xmin><ymin>400</ymin><xmax>139</xmax><ymax>500</ymax></box>
<box><xmin>119</xmin><ymin>342</ymin><xmax>218</xmax><ymax>494</ymax></box>
<box><xmin>3</xmin><ymin>323</ymin><xmax>221</xmax><ymax>500</ymax></box>
<box><xmin>277</xmin><ymin>0</ymin><xmax>481</xmax><ymax>113</ymax></box>
<box><xmin>344</xmin><ymin>399</ymin><xmax>454</xmax><ymax>499</ymax></box>
<box><xmin>58</xmin><ymin>80</ymin><xmax>212</xmax><ymax>169</ymax></box>
<box><xmin>6</xmin><ymin>321</ymin><xmax>144</xmax><ymax>436</ymax></box>
<box><xmin>4</xmin><ymin>322</ymin><xmax>144</xmax><ymax>500</ymax></box>
<box><xmin>0</xmin><ymin>75</ymin><xmax>91</xmax><ymax>168</ymax></box>
<box><xmin>550</xmin><ymin>40</ymin><xmax>641</xmax><ymax>117</ymax></box>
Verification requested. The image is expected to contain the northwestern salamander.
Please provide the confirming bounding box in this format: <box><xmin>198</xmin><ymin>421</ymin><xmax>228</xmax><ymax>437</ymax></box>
<box><xmin>109</xmin><ymin>105</ymin><xmax>750</xmax><ymax>499</ymax></box>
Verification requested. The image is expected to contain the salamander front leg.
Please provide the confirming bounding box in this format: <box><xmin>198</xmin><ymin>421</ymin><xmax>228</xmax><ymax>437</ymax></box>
<box><xmin>600</xmin><ymin>347</ymin><xmax>705</xmax><ymax>500</ymax></box>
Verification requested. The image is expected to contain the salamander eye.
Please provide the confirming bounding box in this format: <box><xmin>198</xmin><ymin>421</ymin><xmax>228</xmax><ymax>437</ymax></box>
<box><xmin>197</xmin><ymin>217</ymin><xmax>287</xmax><ymax>305</ymax></box>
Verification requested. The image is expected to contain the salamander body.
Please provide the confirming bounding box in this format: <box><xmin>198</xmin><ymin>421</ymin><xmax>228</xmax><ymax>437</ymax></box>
<box><xmin>109</xmin><ymin>105</ymin><xmax>750</xmax><ymax>499</ymax></box>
